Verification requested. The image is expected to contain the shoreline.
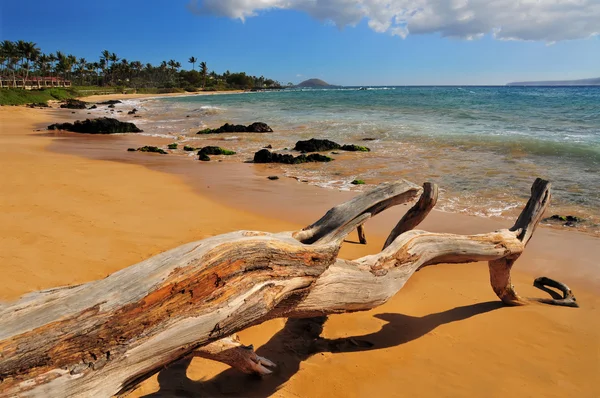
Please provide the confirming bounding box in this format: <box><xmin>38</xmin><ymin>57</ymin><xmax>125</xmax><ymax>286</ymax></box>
<box><xmin>1</xmin><ymin>103</ymin><xmax>599</xmax><ymax>397</ymax></box>
<box><xmin>77</xmin><ymin>89</ymin><xmax>246</xmax><ymax>104</ymax></box>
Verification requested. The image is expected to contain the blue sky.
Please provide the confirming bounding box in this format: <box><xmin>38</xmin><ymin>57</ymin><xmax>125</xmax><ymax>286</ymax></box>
<box><xmin>1</xmin><ymin>0</ymin><xmax>598</xmax><ymax>85</ymax></box>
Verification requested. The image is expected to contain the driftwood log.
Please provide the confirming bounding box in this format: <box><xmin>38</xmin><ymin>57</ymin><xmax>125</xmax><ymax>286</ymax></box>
<box><xmin>0</xmin><ymin>178</ymin><xmax>577</xmax><ymax>397</ymax></box>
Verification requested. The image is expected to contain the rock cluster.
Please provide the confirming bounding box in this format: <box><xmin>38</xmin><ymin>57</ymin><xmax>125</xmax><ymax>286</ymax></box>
<box><xmin>48</xmin><ymin>118</ymin><xmax>142</xmax><ymax>134</ymax></box>
<box><xmin>253</xmin><ymin>149</ymin><xmax>333</xmax><ymax>164</ymax></box>
<box><xmin>198</xmin><ymin>146</ymin><xmax>236</xmax><ymax>161</ymax></box>
<box><xmin>197</xmin><ymin>122</ymin><xmax>273</xmax><ymax>134</ymax></box>
<box><xmin>59</xmin><ymin>99</ymin><xmax>87</xmax><ymax>109</ymax></box>
<box><xmin>293</xmin><ymin>138</ymin><xmax>370</xmax><ymax>152</ymax></box>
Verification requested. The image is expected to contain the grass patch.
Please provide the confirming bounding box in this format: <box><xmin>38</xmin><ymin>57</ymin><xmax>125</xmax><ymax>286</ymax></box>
<box><xmin>0</xmin><ymin>88</ymin><xmax>79</xmax><ymax>106</ymax></box>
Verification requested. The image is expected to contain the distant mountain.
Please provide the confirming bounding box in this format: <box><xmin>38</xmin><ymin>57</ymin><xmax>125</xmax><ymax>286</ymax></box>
<box><xmin>296</xmin><ymin>78</ymin><xmax>337</xmax><ymax>88</ymax></box>
<box><xmin>506</xmin><ymin>77</ymin><xmax>600</xmax><ymax>86</ymax></box>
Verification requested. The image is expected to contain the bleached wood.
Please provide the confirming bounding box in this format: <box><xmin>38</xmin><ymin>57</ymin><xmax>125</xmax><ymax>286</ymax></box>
<box><xmin>0</xmin><ymin>178</ymin><xmax>575</xmax><ymax>398</ymax></box>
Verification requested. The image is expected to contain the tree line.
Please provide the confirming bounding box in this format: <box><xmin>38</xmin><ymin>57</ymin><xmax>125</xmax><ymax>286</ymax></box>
<box><xmin>0</xmin><ymin>40</ymin><xmax>283</xmax><ymax>90</ymax></box>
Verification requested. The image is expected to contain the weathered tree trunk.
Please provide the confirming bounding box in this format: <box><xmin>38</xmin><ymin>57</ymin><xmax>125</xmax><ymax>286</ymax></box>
<box><xmin>0</xmin><ymin>179</ymin><xmax>577</xmax><ymax>397</ymax></box>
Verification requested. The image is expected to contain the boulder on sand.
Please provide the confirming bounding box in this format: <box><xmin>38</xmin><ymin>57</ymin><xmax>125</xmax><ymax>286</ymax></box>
<box><xmin>253</xmin><ymin>149</ymin><xmax>333</xmax><ymax>164</ymax></box>
<box><xmin>59</xmin><ymin>99</ymin><xmax>87</xmax><ymax>109</ymax></box>
<box><xmin>197</xmin><ymin>122</ymin><xmax>273</xmax><ymax>134</ymax></box>
<box><xmin>47</xmin><ymin>118</ymin><xmax>142</xmax><ymax>134</ymax></box>
<box><xmin>294</xmin><ymin>138</ymin><xmax>370</xmax><ymax>152</ymax></box>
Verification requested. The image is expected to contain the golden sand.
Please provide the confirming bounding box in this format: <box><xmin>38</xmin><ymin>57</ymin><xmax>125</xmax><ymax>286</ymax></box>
<box><xmin>0</xmin><ymin>103</ymin><xmax>598</xmax><ymax>397</ymax></box>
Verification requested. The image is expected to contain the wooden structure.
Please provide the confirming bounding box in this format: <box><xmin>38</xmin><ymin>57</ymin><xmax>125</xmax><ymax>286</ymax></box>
<box><xmin>0</xmin><ymin>76</ymin><xmax>71</xmax><ymax>89</ymax></box>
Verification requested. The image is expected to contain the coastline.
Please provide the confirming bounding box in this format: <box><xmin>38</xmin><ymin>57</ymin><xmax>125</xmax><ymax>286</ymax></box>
<box><xmin>78</xmin><ymin>89</ymin><xmax>246</xmax><ymax>103</ymax></box>
<box><xmin>1</xmin><ymin>103</ymin><xmax>598</xmax><ymax>397</ymax></box>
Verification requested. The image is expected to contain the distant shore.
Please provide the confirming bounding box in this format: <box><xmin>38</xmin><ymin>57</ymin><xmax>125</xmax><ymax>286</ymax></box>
<box><xmin>78</xmin><ymin>89</ymin><xmax>245</xmax><ymax>103</ymax></box>
<box><xmin>1</xmin><ymin>102</ymin><xmax>599</xmax><ymax>398</ymax></box>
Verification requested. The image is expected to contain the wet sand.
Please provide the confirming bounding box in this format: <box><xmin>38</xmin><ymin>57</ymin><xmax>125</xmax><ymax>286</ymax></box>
<box><xmin>1</xmin><ymin>104</ymin><xmax>598</xmax><ymax>397</ymax></box>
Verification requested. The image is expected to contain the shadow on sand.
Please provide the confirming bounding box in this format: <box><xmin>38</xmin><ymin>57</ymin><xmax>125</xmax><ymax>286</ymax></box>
<box><xmin>142</xmin><ymin>301</ymin><xmax>503</xmax><ymax>397</ymax></box>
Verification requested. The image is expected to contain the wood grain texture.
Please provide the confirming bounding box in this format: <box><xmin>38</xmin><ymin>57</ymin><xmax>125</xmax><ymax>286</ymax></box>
<box><xmin>0</xmin><ymin>178</ymin><xmax>575</xmax><ymax>397</ymax></box>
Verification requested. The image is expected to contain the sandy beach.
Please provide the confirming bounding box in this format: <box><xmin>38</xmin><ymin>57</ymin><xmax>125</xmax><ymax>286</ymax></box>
<box><xmin>1</xmin><ymin>101</ymin><xmax>598</xmax><ymax>397</ymax></box>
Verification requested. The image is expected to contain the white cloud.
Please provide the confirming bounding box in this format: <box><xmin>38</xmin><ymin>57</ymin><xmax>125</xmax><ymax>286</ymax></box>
<box><xmin>187</xmin><ymin>0</ymin><xmax>600</xmax><ymax>42</ymax></box>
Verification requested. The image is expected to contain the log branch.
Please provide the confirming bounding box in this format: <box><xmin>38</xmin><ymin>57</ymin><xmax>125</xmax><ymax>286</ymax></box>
<box><xmin>532</xmin><ymin>277</ymin><xmax>578</xmax><ymax>308</ymax></box>
<box><xmin>0</xmin><ymin>178</ymin><xmax>577</xmax><ymax>398</ymax></box>
<box><xmin>192</xmin><ymin>334</ymin><xmax>276</xmax><ymax>375</ymax></box>
<box><xmin>383</xmin><ymin>182</ymin><xmax>438</xmax><ymax>249</ymax></box>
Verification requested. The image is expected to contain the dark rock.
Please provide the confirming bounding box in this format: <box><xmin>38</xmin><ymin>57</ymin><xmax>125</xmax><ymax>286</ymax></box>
<box><xmin>27</xmin><ymin>102</ymin><xmax>49</xmax><ymax>108</ymax></box>
<box><xmin>198</xmin><ymin>146</ymin><xmax>236</xmax><ymax>156</ymax></box>
<box><xmin>108</xmin><ymin>104</ymin><xmax>115</xmax><ymax>109</ymax></box>
<box><xmin>197</xmin><ymin>122</ymin><xmax>273</xmax><ymax>134</ymax></box>
<box><xmin>47</xmin><ymin>118</ymin><xmax>143</xmax><ymax>134</ymax></box>
<box><xmin>543</xmin><ymin>214</ymin><xmax>584</xmax><ymax>227</ymax></box>
<box><xmin>71</xmin><ymin>112</ymin><xmax>76</xmax><ymax>114</ymax></box>
<box><xmin>167</xmin><ymin>143</ymin><xmax>178</xmax><ymax>150</ymax></box>
<box><xmin>331</xmin><ymin>151</ymin><xmax>340</xmax><ymax>155</ymax></box>
<box><xmin>97</xmin><ymin>100</ymin><xmax>122</xmax><ymax>105</ymax></box>
<box><xmin>254</xmin><ymin>149</ymin><xmax>333</xmax><ymax>164</ymax></box>
<box><xmin>351</xmin><ymin>179</ymin><xmax>365</xmax><ymax>185</ymax></box>
<box><xmin>341</xmin><ymin>144</ymin><xmax>370</xmax><ymax>152</ymax></box>
<box><xmin>267</xmin><ymin>176</ymin><xmax>279</xmax><ymax>180</ymax></box>
<box><xmin>127</xmin><ymin>148</ymin><xmax>136</xmax><ymax>152</ymax></box>
<box><xmin>247</xmin><ymin>122</ymin><xmax>273</xmax><ymax>132</ymax></box>
<box><xmin>127</xmin><ymin>108</ymin><xmax>137</xmax><ymax>115</ymax></box>
<box><xmin>134</xmin><ymin>115</ymin><xmax>141</xmax><ymax>118</ymax></box>
<box><xmin>263</xmin><ymin>144</ymin><xmax>273</xmax><ymax>149</ymax></box>
<box><xmin>183</xmin><ymin>146</ymin><xmax>196</xmax><ymax>151</ymax></box>
<box><xmin>89</xmin><ymin>105</ymin><xmax>97</xmax><ymax>110</ymax></box>
<box><xmin>294</xmin><ymin>138</ymin><xmax>341</xmax><ymax>152</ymax></box>
<box><xmin>362</xmin><ymin>137</ymin><xmax>377</xmax><ymax>141</ymax></box>
<box><xmin>305</xmin><ymin>153</ymin><xmax>333</xmax><ymax>162</ymax></box>
<box><xmin>186</xmin><ymin>115</ymin><xmax>190</xmax><ymax>118</ymax></box>
<box><xmin>137</xmin><ymin>146</ymin><xmax>168</xmax><ymax>154</ymax></box>
<box><xmin>199</xmin><ymin>152</ymin><xmax>211</xmax><ymax>161</ymax></box>
<box><xmin>60</xmin><ymin>99</ymin><xmax>87</xmax><ymax>109</ymax></box>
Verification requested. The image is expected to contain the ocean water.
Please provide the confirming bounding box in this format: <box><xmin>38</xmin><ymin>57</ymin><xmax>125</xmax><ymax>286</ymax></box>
<box><xmin>112</xmin><ymin>87</ymin><xmax>600</xmax><ymax>233</ymax></box>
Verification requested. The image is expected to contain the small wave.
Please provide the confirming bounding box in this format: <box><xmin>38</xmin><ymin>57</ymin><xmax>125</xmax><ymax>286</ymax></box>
<box><xmin>138</xmin><ymin>133</ymin><xmax>177</xmax><ymax>138</ymax></box>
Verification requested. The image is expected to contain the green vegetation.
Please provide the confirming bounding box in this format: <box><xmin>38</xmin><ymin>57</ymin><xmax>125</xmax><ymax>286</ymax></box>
<box><xmin>197</xmin><ymin>128</ymin><xmax>213</xmax><ymax>134</ymax></box>
<box><xmin>351</xmin><ymin>179</ymin><xmax>365</xmax><ymax>185</ymax></box>
<box><xmin>341</xmin><ymin>144</ymin><xmax>371</xmax><ymax>152</ymax></box>
<box><xmin>198</xmin><ymin>146</ymin><xmax>236</xmax><ymax>156</ymax></box>
<box><xmin>167</xmin><ymin>143</ymin><xmax>178</xmax><ymax>149</ymax></box>
<box><xmin>0</xmin><ymin>87</ymin><xmax>78</xmax><ymax>105</ymax></box>
<box><xmin>137</xmin><ymin>146</ymin><xmax>168</xmax><ymax>154</ymax></box>
<box><xmin>1</xmin><ymin>40</ymin><xmax>284</xmax><ymax>101</ymax></box>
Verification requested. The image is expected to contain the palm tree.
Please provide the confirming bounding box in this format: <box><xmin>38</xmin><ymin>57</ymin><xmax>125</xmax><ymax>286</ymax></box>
<box><xmin>54</xmin><ymin>51</ymin><xmax>65</xmax><ymax>82</ymax></box>
<box><xmin>188</xmin><ymin>56</ymin><xmax>197</xmax><ymax>71</ymax></box>
<box><xmin>100</xmin><ymin>50</ymin><xmax>112</xmax><ymax>85</ymax></box>
<box><xmin>35</xmin><ymin>54</ymin><xmax>50</xmax><ymax>88</ymax></box>
<box><xmin>78</xmin><ymin>57</ymin><xmax>87</xmax><ymax>85</ymax></box>
<box><xmin>67</xmin><ymin>54</ymin><xmax>77</xmax><ymax>82</ymax></box>
<box><xmin>200</xmin><ymin>61</ymin><xmax>207</xmax><ymax>89</ymax></box>
<box><xmin>48</xmin><ymin>53</ymin><xmax>57</xmax><ymax>86</ymax></box>
<box><xmin>109</xmin><ymin>53</ymin><xmax>119</xmax><ymax>84</ymax></box>
<box><xmin>17</xmin><ymin>41</ymin><xmax>40</xmax><ymax>88</ymax></box>
<box><xmin>0</xmin><ymin>40</ymin><xmax>18</xmax><ymax>87</ymax></box>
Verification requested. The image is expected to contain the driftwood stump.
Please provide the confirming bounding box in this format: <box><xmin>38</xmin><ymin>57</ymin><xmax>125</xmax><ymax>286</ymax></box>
<box><xmin>0</xmin><ymin>178</ymin><xmax>577</xmax><ymax>397</ymax></box>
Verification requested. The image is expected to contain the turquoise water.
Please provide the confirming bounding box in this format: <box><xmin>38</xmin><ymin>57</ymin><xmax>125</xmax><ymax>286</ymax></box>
<box><xmin>135</xmin><ymin>87</ymin><xmax>600</xmax><ymax>232</ymax></box>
